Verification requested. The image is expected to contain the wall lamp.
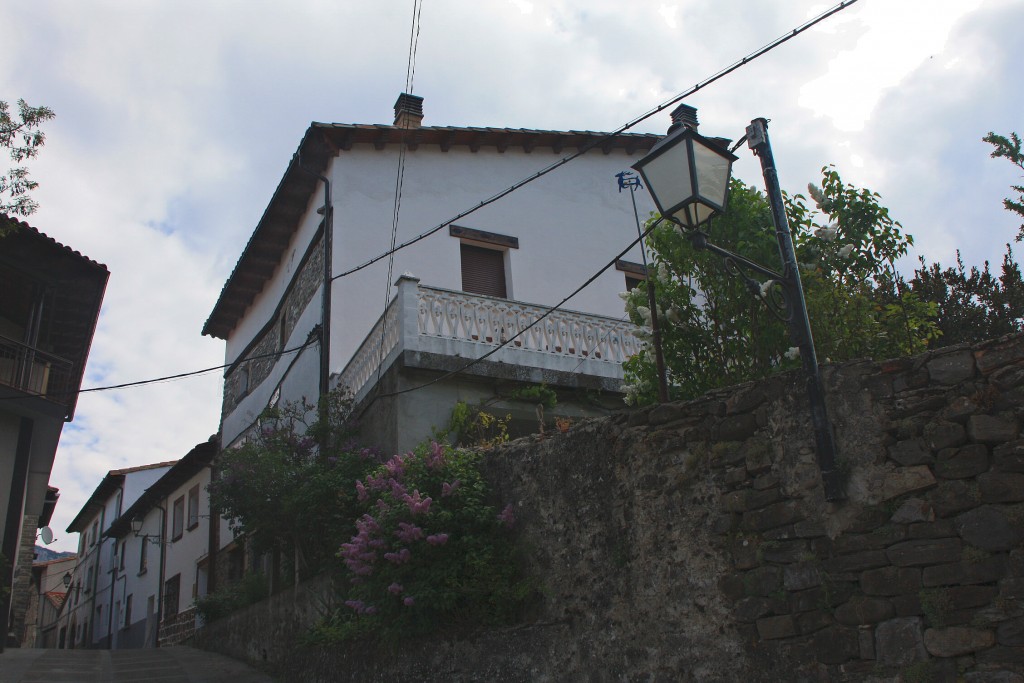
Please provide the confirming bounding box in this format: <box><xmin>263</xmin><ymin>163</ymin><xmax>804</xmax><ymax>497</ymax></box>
<box><xmin>630</xmin><ymin>105</ymin><xmax>842</xmax><ymax>501</ymax></box>
<box><xmin>130</xmin><ymin>517</ymin><xmax>165</xmax><ymax>545</ymax></box>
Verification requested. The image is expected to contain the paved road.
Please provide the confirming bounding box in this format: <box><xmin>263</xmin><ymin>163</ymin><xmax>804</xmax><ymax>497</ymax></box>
<box><xmin>0</xmin><ymin>646</ymin><xmax>278</xmax><ymax>683</ymax></box>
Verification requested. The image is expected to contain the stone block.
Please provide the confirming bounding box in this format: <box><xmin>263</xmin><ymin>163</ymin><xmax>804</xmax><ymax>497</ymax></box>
<box><xmin>928</xmin><ymin>350</ymin><xmax>977</xmax><ymax>385</ymax></box>
<box><xmin>888</xmin><ymin>438</ymin><xmax>933</xmax><ymax>466</ymax></box>
<box><xmin>826</xmin><ymin>550</ymin><xmax>890</xmax><ymax>573</ymax></box>
<box><xmin>834</xmin><ymin>596</ymin><xmax>895</xmax><ymax>625</ymax></box>
<box><xmin>833</xmin><ymin>526</ymin><xmax>907</xmax><ymax>553</ymax></box>
<box><xmin>975</xmin><ymin>341</ymin><xmax>1024</xmax><ymax>375</ymax></box>
<box><xmin>648</xmin><ymin>403</ymin><xmax>692</xmax><ymax>425</ymax></box>
<box><xmin>731</xmin><ymin>538</ymin><xmax>760</xmax><ymax>570</ymax></box>
<box><xmin>746</xmin><ymin>487</ymin><xmax>783</xmax><ymax>511</ymax></box>
<box><xmin>860</xmin><ymin>566</ymin><xmax>921</xmax><ymax>596</ymax></box>
<box><xmin>923</xmin><ymin>554</ymin><xmax>1008</xmax><ymax>586</ymax></box>
<box><xmin>994</xmin><ymin>440</ymin><xmax>1024</xmax><ymax>473</ymax></box>
<box><xmin>874</xmin><ymin>616</ymin><xmax>927</xmax><ymax>666</ymax></box>
<box><xmin>935</xmin><ymin>444</ymin><xmax>990</xmax><ymax>479</ymax></box>
<box><xmin>979</xmin><ymin>472</ymin><xmax>1024</xmax><ymax>503</ymax></box>
<box><xmin>790</xmin><ymin>587</ymin><xmax>827</xmax><ymax>613</ymax></box>
<box><xmin>721</xmin><ymin>490</ymin><xmax>748</xmax><ymax>513</ymax></box>
<box><xmin>724</xmin><ymin>466</ymin><xmax>748</xmax><ymax>485</ymax></box>
<box><xmin>858</xmin><ymin>625</ymin><xmax>875</xmax><ymax>659</ymax></box>
<box><xmin>975</xmin><ymin>644</ymin><xmax>1024</xmax><ymax>667</ymax></box>
<box><xmin>743</xmin><ymin>501</ymin><xmax>803</xmax><ymax>532</ymax></box>
<box><xmin>847</xmin><ymin>507</ymin><xmax>892</xmax><ymax>533</ymax></box>
<box><xmin>941</xmin><ymin>395</ymin><xmax>980</xmax><ymax>423</ymax></box>
<box><xmin>947</xmin><ymin>585</ymin><xmax>998</xmax><ymax>610</ymax></box>
<box><xmin>762</xmin><ymin>540</ymin><xmax>808</xmax><ymax>564</ymax></box>
<box><xmin>752</xmin><ymin>473</ymin><xmax>778</xmax><ymax>490</ymax></box>
<box><xmin>812</xmin><ymin>625</ymin><xmax>860</xmax><ymax>664</ymax></box>
<box><xmin>924</xmin><ymin>626</ymin><xmax>996</xmax><ymax>657</ymax></box>
<box><xmin>793</xmin><ymin>520</ymin><xmax>827</xmax><ymax>538</ymax></box>
<box><xmin>964</xmin><ymin>672</ymin><xmax>1024</xmax><ymax>683</ymax></box>
<box><xmin>998</xmin><ymin>617</ymin><xmax>1024</xmax><ymax>646</ymax></box>
<box><xmin>1001</xmin><ymin>577</ymin><xmax>1024</xmax><ymax>600</ymax></box>
<box><xmin>880</xmin><ymin>465</ymin><xmax>937</xmax><ymax>501</ymax></box>
<box><xmin>968</xmin><ymin>415</ymin><xmax>1020</xmax><ymax>444</ymax></box>
<box><xmin>955</xmin><ymin>506</ymin><xmax>1022</xmax><ymax>552</ymax></box>
<box><xmin>992</xmin><ymin>363</ymin><xmax>1024</xmax><ymax>391</ymax></box>
<box><xmin>887</xmin><ymin>538</ymin><xmax>962</xmax><ymax>567</ymax></box>
<box><xmin>715</xmin><ymin>413</ymin><xmax>759</xmax><ymax>441</ymax></box>
<box><xmin>928</xmin><ymin>481</ymin><xmax>981</xmax><ymax>517</ymax></box>
<box><xmin>718</xmin><ymin>573</ymin><xmax>746</xmax><ymax>601</ymax></box>
<box><xmin>744</xmin><ymin>565</ymin><xmax>782</xmax><ymax>596</ymax></box>
<box><xmin>925</xmin><ymin>421</ymin><xmax>968</xmax><ymax>451</ymax></box>
<box><xmin>743</xmin><ymin>439</ymin><xmax>773</xmax><ymax>474</ymax></box>
<box><xmin>735</xmin><ymin>596</ymin><xmax>775</xmax><ymax>623</ymax></box>
<box><xmin>893</xmin><ymin>593</ymin><xmax>923</xmax><ymax>617</ymax></box>
<box><xmin>797</xmin><ymin>609</ymin><xmax>833</xmax><ymax>635</ymax></box>
<box><xmin>891</xmin><ymin>498</ymin><xmax>935</xmax><ymax>524</ymax></box>
<box><xmin>784</xmin><ymin>562</ymin><xmax>822</xmax><ymax>592</ymax></box>
<box><xmin>756</xmin><ymin>614</ymin><xmax>796</xmax><ymax>640</ymax></box>
<box><xmin>909</xmin><ymin>519</ymin><xmax>956</xmax><ymax>539</ymax></box>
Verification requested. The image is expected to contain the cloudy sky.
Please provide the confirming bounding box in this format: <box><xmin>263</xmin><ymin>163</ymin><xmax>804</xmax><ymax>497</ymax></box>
<box><xmin>2</xmin><ymin>0</ymin><xmax>1020</xmax><ymax>552</ymax></box>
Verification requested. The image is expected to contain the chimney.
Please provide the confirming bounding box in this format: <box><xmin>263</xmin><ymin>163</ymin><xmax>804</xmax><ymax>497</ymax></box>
<box><xmin>669</xmin><ymin>103</ymin><xmax>698</xmax><ymax>131</ymax></box>
<box><xmin>393</xmin><ymin>93</ymin><xmax>424</xmax><ymax>129</ymax></box>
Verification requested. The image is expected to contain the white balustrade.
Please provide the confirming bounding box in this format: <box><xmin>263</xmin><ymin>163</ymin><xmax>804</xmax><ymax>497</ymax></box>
<box><xmin>337</xmin><ymin>279</ymin><xmax>641</xmax><ymax>400</ymax></box>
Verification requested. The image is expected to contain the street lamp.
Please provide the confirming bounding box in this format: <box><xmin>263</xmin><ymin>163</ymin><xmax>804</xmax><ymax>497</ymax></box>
<box><xmin>631</xmin><ymin>106</ymin><xmax>843</xmax><ymax>501</ymax></box>
<box><xmin>130</xmin><ymin>517</ymin><xmax>143</xmax><ymax>535</ymax></box>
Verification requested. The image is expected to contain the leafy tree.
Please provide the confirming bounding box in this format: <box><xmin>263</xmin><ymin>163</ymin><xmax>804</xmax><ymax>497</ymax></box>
<box><xmin>0</xmin><ymin>98</ymin><xmax>55</xmax><ymax>225</ymax></box>
<box><xmin>621</xmin><ymin>167</ymin><xmax>937</xmax><ymax>405</ymax></box>
<box><xmin>908</xmin><ymin>244</ymin><xmax>1024</xmax><ymax>347</ymax></box>
<box><xmin>208</xmin><ymin>390</ymin><xmax>382</xmax><ymax>581</ymax></box>
<box><xmin>984</xmin><ymin>131</ymin><xmax>1024</xmax><ymax>241</ymax></box>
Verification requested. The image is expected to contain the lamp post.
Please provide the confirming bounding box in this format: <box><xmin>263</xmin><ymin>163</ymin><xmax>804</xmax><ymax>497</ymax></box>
<box><xmin>631</xmin><ymin>108</ymin><xmax>843</xmax><ymax>501</ymax></box>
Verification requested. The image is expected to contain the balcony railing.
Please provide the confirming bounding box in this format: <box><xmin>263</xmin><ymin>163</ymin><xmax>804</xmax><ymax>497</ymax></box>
<box><xmin>337</xmin><ymin>276</ymin><xmax>642</xmax><ymax>402</ymax></box>
<box><xmin>0</xmin><ymin>334</ymin><xmax>74</xmax><ymax>404</ymax></box>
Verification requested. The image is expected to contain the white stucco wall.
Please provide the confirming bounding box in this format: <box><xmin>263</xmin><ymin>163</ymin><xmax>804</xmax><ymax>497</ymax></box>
<box><xmin>219</xmin><ymin>140</ymin><xmax>655</xmax><ymax>446</ymax></box>
<box><xmin>162</xmin><ymin>468</ymin><xmax>211</xmax><ymax>616</ymax></box>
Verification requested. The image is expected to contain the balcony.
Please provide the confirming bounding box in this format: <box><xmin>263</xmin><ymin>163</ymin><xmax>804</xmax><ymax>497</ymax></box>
<box><xmin>337</xmin><ymin>276</ymin><xmax>642</xmax><ymax>403</ymax></box>
<box><xmin>0</xmin><ymin>334</ymin><xmax>75</xmax><ymax>405</ymax></box>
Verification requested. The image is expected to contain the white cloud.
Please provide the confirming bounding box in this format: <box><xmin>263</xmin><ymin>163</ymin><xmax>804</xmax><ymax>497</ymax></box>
<box><xmin>2</xmin><ymin>0</ymin><xmax>1021</xmax><ymax>550</ymax></box>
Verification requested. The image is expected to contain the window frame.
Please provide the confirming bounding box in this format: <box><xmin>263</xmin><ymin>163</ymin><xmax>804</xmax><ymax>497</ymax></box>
<box><xmin>187</xmin><ymin>484</ymin><xmax>200</xmax><ymax>531</ymax></box>
<box><xmin>171</xmin><ymin>495</ymin><xmax>185</xmax><ymax>541</ymax></box>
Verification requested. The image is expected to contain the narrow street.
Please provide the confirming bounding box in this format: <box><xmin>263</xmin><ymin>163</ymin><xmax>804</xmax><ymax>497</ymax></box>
<box><xmin>0</xmin><ymin>646</ymin><xmax>277</xmax><ymax>683</ymax></box>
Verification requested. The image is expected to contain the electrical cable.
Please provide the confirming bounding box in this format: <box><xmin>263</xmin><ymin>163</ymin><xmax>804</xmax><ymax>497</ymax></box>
<box><xmin>0</xmin><ymin>337</ymin><xmax>318</xmax><ymax>401</ymax></box>
<box><xmin>329</xmin><ymin>0</ymin><xmax>859</xmax><ymax>285</ymax></box>
<box><xmin>5</xmin><ymin>2</ymin><xmax>858</xmax><ymax>404</ymax></box>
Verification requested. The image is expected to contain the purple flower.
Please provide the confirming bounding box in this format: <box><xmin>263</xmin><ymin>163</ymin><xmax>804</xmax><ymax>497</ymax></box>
<box><xmin>441</xmin><ymin>480</ymin><xmax>460</xmax><ymax>497</ymax></box>
<box><xmin>402</xmin><ymin>490</ymin><xmax>432</xmax><ymax>515</ymax></box>
<box><xmin>395</xmin><ymin>522</ymin><xmax>424</xmax><ymax>543</ymax></box>
<box><xmin>384</xmin><ymin>548</ymin><xmax>412</xmax><ymax>564</ymax></box>
<box><xmin>427</xmin><ymin>441</ymin><xmax>446</xmax><ymax>469</ymax></box>
<box><xmin>403</xmin><ymin>596</ymin><xmax>415</xmax><ymax>607</ymax></box>
<box><xmin>385</xmin><ymin>455</ymin><xmax>405</xmax><ymax>478</ymax></box>
<box><xmin>387</xmin><ymin>582</ymin><xmax>404</xmax><ymax>595</ymax></box>
<box><xmin>426</xmin><ymin>533</ymin><xmax>449</xmax><ymax>546</ymax></box>
<box><xmin>497</xmin><ymin>504</ymin><xmax>516</xmax><ymax>528</ymax></box>
<box><xmin>326</xmin><ymin>455</ymin><xmax>338</xmax><ymax>466</ymax></box>
<box><xmin>389</xmin><ymin>478</ymin><xmax>407</xmax><ymax>498</ymax></box>
<box><xmin>344</xmin><ymin>599</ymin><xmax>365</xmax><ymax>612</ymax></box>
<box><xmin>355</xmin><ymin>480</ymin><xmax>368</xmax><ymax>502</ymax></box>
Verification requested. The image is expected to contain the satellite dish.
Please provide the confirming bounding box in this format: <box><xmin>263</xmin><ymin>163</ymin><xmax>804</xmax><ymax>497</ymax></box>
<box><xmin>39</xmin><ymin>527</ymin><xmax>54</xmax><ymax>545</ymax></box>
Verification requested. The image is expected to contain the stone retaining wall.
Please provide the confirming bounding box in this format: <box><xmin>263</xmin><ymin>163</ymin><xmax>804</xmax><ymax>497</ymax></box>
<box><xmin>199</xmin><ymin>334</ymin><xmax>1024</xmax><ymax>681</ymax></box>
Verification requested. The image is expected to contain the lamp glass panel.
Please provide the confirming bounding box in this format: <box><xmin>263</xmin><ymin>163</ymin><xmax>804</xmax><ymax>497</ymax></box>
<box><xmin>640</xmin><ymin>141</ymin><xmax>693</xmax><ymax>218</ymax></box>
<box><xmin>693</xmin><ymin>141</ymin><xmax>733</xmax><ymax>208</ymax></box>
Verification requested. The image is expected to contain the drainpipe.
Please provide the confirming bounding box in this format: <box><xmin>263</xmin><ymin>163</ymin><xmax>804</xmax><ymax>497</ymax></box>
<box><xmin>153</xmin><ymin>503</ymin><xmax>166</xmax><ymax>648</ymax></box>
<box><xmin>293</xmin><ymin>154</ymin><xmax>334</xmax><ymax>402</ymax></box>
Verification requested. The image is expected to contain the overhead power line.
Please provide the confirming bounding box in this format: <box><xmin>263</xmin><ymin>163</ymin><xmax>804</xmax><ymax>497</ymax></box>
<box><xmin>6</xmin><ymin>2</ymin><xmax>858</xmax><ymax>404</ymax></box>
<box><xmin>329</xmin><ymin>0</ymin><xmax>859</xmax><ymax>284</ymax></box>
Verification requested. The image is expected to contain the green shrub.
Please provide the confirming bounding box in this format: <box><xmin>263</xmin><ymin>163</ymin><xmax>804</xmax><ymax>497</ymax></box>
<box><xmin>194</xmin><ymin>572</ymin><xmax>269</xmax><ymax>623</ymax></box>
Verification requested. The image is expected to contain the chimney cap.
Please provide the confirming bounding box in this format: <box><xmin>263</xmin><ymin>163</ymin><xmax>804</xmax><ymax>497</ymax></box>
<box><xmin>394</xmin><ymin>93</ymin><xmax>424</xmax><ymax>127</ymax></box>
<box><xmin>670</xmin><ymin>104</ymin><xmax>698</xmax><ymax>130</ymax></box>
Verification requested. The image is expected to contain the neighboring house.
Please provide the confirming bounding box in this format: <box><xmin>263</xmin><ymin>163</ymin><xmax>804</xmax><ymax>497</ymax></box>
<box><xmin>60</xmin><ymin>461</ymin><xmax>175</xmax><ymax>649</ymax></box>
<box><xmin>104</xmin><ymin>438</ymin><xmax>217</xmax><ymax>649</ymax></box>
<box><xmin>203</xmin><ymin>93</ymin><xmax>657</xmax><ymax>457</ymax></box>
<box><xmin>20</xmin><ymin>554</ymin><xmax>76</xmax><ymax>648</ymax></box>
<box><xmin>0</xmin><ymin>214</ymin><xmax>108</xmax><ymax>652</ymax></box>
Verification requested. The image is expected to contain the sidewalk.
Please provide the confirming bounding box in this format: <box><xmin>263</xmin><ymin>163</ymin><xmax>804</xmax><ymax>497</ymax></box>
<box><xmin>0</xmin><ymin>646</ymin><xmax>277</xmax><ymax>683</ymax></box>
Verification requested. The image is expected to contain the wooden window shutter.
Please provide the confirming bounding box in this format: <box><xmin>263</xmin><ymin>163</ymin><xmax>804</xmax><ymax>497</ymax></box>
<box><xmin>461</xmin><ymin>244</ymin><xmax>507</xmax><ymax>298</ymax></box>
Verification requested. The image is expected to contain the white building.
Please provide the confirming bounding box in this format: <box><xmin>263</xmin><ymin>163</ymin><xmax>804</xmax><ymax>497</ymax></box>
<box><xmin>61</xmin><ymin>461</ymin><xmax>173</xmax><ymax>649</ymax></box>
<box><xmin>103</xmin><ymin>438</ymin><xmax>217</xmax><ymax>649</ymax></box>
<box><xmin>203</xmin><ymin>93</ymin><xmax>657</xmax><ymax>454</ymax></box>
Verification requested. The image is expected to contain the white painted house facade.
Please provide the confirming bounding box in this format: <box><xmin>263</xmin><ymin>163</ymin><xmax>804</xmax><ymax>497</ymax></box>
<box><xmin>204</xmin><ymin>94</ymin><xmax>658</xmax><ymax>453</ymax></box>
<box><xmin>61</xmin><ymin>461</ymin><xmax>173</xmax><ymax>649</ymax></box>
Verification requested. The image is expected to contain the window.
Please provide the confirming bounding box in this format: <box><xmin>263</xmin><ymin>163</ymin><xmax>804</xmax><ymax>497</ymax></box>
<box><xmin>118</xmin><ymin>540</ymin><xmax>126</xmax><ymax>571</ymax></box>
<box><xmin>90</xmin><ymin>521</ymin><xmax>98</xmax><ymax>546</ymax></box>
<box><xmin>164</xmin><ymin>574</ymin><xmax>180</xmax><ymax>619</ymax></box>
<box><xmin>139</xmin><ymin>537</ymin><xmax>148</xmax><ymax>574</ymax></box>
<box><xmin>123</xmin><ymin>594</ymin><xmax>132</xmax><ymax>630</ymax></box>
<box><xmin>616</xmin><ymin>259</ymin><xmax>647</xmax><ymax>292</ymax></box>
<box><xmin>187</xmin><ymin>485</ymin><xmax>200</xmax><ymax>530</ymax></box>
<box><xmin>85</xmin><ymin>566</ymin><xmax>93</xmax><ymax>593</ymax></box>
<box><xmin>460</xmin><ymin>244</ymin><xmax>507</xmax><ymax>298</ymax></box>
<box><xmin>172</xmin><ymin>495</ymin><xmax>185</xmax><ymax>541</ymax></box>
